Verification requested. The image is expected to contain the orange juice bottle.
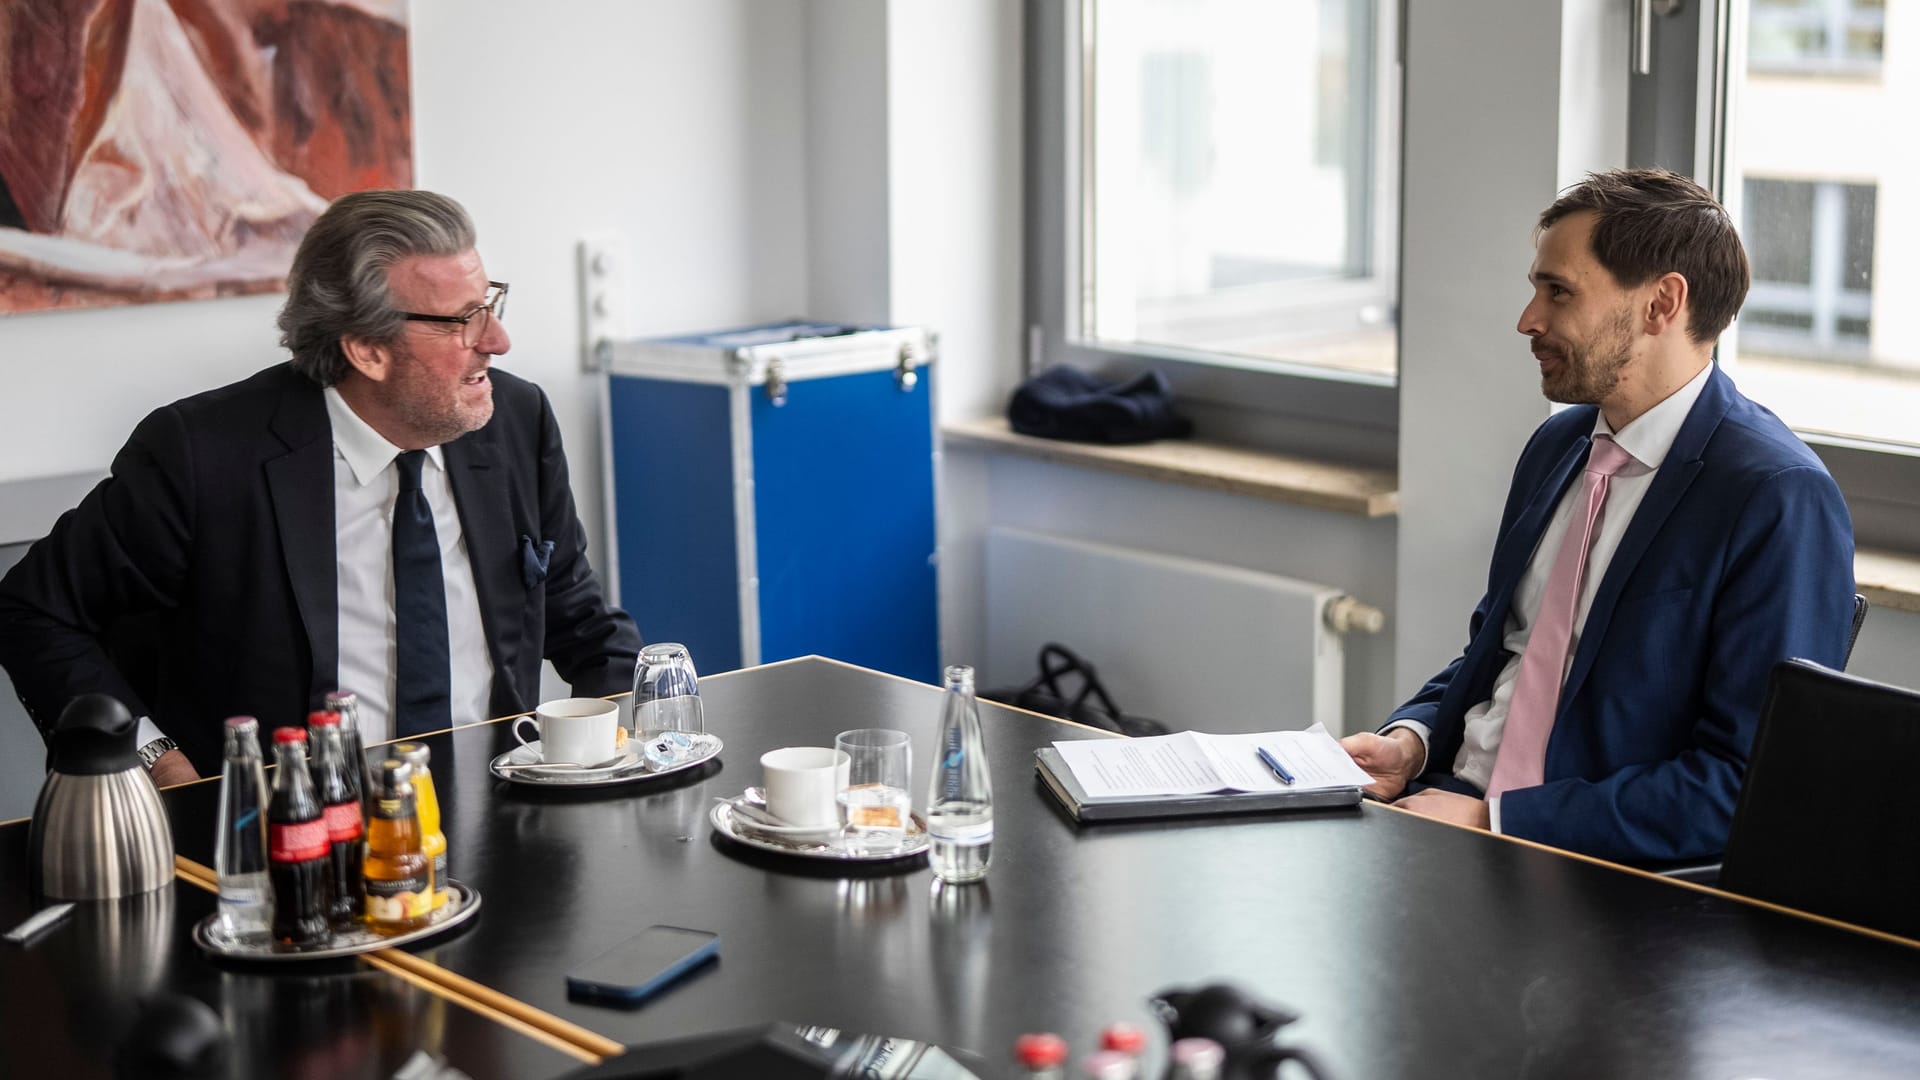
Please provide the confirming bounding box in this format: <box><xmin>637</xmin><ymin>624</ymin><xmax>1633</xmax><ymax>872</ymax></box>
<box><xmin>362</xmin><ymin>760</ymin><xmax>431</xmax><ymax>934</ymax></box>
<box><xmin>393</xmin><ymin>743</ymin><xmax>450</xmax><ymax>910</ymax></box>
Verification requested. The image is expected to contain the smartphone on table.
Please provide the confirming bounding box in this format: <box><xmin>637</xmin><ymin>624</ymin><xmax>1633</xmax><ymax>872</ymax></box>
<box><xmin>565</xmin><ymin>925</ymin><xmax>720</xmax><ymax>1006</ymax></box>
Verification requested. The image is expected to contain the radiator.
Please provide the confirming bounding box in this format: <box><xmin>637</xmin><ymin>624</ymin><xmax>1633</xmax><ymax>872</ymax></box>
<box><xmin>983</xmin><ymin>526</ymin><xmax>1378</xmax><ymax>736</ymax></box>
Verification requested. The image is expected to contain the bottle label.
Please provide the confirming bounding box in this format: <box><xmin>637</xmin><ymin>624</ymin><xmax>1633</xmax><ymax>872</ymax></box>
<box><xmin>270</xmin><ymin>819</ymin><xmax>328</xmax><ymax>862</ymax></box>
<box><xmin>322</xmin><ymin>802</ymin><xmax>364</xmax><ymax>842</ymax></box>
<box><xmin>930</xmin><ymin>818</ymin><xmax>993</xmax><ymax>846</ymax></box>
<box><xmin>365</xmin><ymin>873</ymin><xmax>432</xmax><ymax>922</ymax></box>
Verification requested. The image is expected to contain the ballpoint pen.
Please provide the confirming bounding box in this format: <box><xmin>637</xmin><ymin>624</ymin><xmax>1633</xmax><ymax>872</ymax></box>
<box><xmin>1256</xmin><ymin>746</ymin><xmax>1296</xmax><ymax>786</ymax></box>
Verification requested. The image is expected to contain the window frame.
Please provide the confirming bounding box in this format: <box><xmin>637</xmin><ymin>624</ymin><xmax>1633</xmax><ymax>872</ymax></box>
<box><xmin>1632</xmin><ymin>0</ymin><xmax>1920</xmax><ymax>553</ymax></box>
<box><xmin>1024</xmin><ymin>0</ymin><xmax>1401</xmax><ymax>466</ymax></box>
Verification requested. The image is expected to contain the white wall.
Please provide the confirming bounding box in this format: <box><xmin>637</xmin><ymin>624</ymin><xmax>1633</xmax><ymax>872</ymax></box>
<box><xmin>411</xmin><ymin>0</ymin><xmax>809</xmax><ymax>552</ymax></box>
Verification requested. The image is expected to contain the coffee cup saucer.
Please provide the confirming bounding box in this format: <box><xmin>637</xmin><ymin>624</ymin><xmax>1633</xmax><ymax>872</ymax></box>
<box><xmin>718</xmin><ymin>791</ymin><xmax>843</xmax><ymax>840</ymax></box>
<box><xmin>503</xmin><ymin>740</ymin><xmax>643</xmax><ymax>776</ymax></box>
<box><xmin>488</xmin><ymin>732</ymin><xmax>723</xmax><ymax>788</ymax></box>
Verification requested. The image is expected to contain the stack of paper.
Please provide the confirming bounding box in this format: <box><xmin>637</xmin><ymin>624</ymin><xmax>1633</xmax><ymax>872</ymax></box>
<box><xmin>1037</xmin><ymin>724</ymin><xmax>1372</xmax><ymax>822</ymax></box>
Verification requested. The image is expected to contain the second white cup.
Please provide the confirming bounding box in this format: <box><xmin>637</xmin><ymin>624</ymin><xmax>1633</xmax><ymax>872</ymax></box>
<box><xmin>514</xmin><ymin>697</ymin><xmax>620</xmax><ymax>764</ymax></box>
<box><xmin>760</xmin><ymin>746</ymin><xmax>851</xmax><ymax>827</ymax></box>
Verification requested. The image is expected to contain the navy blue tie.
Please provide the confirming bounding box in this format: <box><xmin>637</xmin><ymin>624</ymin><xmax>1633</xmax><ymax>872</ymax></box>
<box><xmin>393</xmin><ymin>450</ymin><xmax>451</xmax><ymax>735</ymax></box>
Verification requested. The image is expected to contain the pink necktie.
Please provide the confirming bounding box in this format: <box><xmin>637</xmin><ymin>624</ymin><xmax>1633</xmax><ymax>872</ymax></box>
<box><xmin>1486</xmin><ymin>434</ymin><xmax>1635</xmax><ymax>797</ymax></box>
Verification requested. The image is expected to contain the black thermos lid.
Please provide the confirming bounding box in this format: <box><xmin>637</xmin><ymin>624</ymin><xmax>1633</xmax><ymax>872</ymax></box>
<box><xmin>47</xmin><ymin>694</ymin><xmax>140</xmax><ymax>776</ymax></box>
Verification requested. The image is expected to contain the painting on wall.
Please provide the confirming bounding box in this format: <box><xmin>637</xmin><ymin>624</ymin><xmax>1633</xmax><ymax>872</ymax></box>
<box><xmin>0</xmin><ymin>0</ymin><xmax>412</xmax><ymax>315</ymax></box>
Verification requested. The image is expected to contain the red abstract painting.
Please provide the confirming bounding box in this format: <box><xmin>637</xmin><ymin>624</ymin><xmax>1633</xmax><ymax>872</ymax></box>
<box><xmin>0</xmin><ymin>0</ymin><xmax>412</xmax><ymax>314</ymax></box>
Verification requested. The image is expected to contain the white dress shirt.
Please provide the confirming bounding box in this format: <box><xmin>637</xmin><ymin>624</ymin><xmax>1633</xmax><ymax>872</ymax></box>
<box><xmin>1391</xmin><ymin>363</ymin><xmax>1714</xmax><ymax>831</ymax></box>
<box><xmin>324</xmin><ymin>387</ymin><xmax>494</xmax><ymax>743</ymax></box>
<box><xmin>136</xmin><ymin>390</ymin><xmax>497</xmax><ymax>755</ymax></box>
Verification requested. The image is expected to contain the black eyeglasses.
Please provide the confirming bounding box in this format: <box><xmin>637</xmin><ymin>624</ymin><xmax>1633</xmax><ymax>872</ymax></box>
<box><xmin>400</xmin><ymin>281</ymin><xmax>509</xmax><ymax>348</ymax></box>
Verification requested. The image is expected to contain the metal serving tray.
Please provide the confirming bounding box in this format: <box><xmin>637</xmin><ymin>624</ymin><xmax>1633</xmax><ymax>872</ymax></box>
<box><xmin>709</xmin><ymin>802</ymin><xmax>929</xmax><ymax>862</ymax></box>
<box><xmin>193</xmin><ymin>880</ymin><xmax>480</xmax><ymax>961</ymax></box>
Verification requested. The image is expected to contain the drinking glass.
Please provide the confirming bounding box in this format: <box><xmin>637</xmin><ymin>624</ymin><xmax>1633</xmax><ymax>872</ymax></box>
<box><xmin>632</xmin><ymin>643</ymin><xmax>704</xmax><ymax>768</ymax></box>
<box><xmin>834</xmin><ymin>728</ymin><xmax>912</xmax><ymax>854</ymax></box>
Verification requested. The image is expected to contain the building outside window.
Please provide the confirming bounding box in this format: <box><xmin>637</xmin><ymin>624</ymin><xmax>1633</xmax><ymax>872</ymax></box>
<box><xmin>1726</xmin><ymin>0</ymin><xmax>1918</xmax><ymax>449</ymax></box>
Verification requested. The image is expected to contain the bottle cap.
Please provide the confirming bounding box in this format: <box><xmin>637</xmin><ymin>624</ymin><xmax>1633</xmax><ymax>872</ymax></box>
<box><xmin>324</xmin><ymin>691</ymin><xmax>358</xmax><ymax>708</ymax></box>
<box><xmin>308</xmin><ymin>710</ymin><xmax>341</xmax><ymax>727</ymax></box>
<box><xmin>394</xmin><ymin>742</ymin><xmax>431</xmax><ymax>766</ymax></box>
<box><xmin>1170</xmin><ymin>1038</ymin><xmax>1225</xmax><ymax>1067</ymax></box>
<box><xmin>224</xmin><ymin>716</ymin><xmax>258</xmax><ymax>735</ymax></box>
<box><xmin>1014</xmin><ymin>1033</ymin><xmax>1068</xmax><ymax>1068</ymax></box>
<box><xmin>1079</xmin><ymin>1050</ymin><xmax>1135</xmax><ymax>1079</ymax></box>
<box><xmin>273</xmin><ymin>727</ymin><xmax>308</xmax><ymax>744</ymax></box>
<box><xmin>376</xmin><ymin>760</ymin><xmax>413</xmax><ymax>794</ymax></box>
<box><xmin>1100</xmin><ymin>1024</ymin><xmax>1146</xmax><ymax>1054</ymax></box>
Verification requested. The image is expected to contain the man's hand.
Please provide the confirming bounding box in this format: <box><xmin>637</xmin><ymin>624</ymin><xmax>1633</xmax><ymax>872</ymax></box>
<box><xmin>148</xmin><ymin>749</ymin><xmax>200</xmax><ymax>788</ymax></box>
<box><xmin>1395</xmin><ymin>788</ymin><xmax>1491</xmax><ymax>830</ymax></box>
<box><xmin>1338</xmin><ymin>727</ymin><xmax>1425</xmax><ymax>801</ymax></box>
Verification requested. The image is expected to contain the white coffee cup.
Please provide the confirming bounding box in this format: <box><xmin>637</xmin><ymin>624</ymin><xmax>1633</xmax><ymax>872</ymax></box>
<box><xmin>514</xmin><ymin>698</ymin><xmax>620</xmax><ymax>764</ymax></box>
<box><xmin>760</xmin><ymin>746</ymin><xmax>851</xmax><ymax>827</ymax></box>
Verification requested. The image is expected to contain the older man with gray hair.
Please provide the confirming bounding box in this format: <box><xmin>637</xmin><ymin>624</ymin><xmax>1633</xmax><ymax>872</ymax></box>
<box><xmin>0</xmin><ymin>190</ymin><xmax>641</xmax><ymax>784</ymax></box>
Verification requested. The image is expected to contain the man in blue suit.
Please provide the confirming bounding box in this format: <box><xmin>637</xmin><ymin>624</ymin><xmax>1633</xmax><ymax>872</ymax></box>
<box><xmin>1341</xmin><ymin>169</ymin><xmax>1854</xmax><ymax>864</ymax></box>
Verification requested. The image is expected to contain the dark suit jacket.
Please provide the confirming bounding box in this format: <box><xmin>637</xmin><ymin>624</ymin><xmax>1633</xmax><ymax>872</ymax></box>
<box><xmin>1388</xmin><ymin>365</ymin><xmax>1854</xmax><ymax>864</ymax></box>
<box><xmin>0</xmin><ymin>363</ymin><xmax>641</xmax><ymax>773</ymax></box>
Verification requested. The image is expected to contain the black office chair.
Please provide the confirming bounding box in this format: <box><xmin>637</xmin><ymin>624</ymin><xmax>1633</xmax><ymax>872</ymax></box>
<box><xmin>1654</xmin><ymin>594</ymin><xmax>1871</xmax><ymax>886</ymax></box>
<box><xmin>1845</xmin><ymin>592</ymin><xmax>1871</xmax><ymax>667</ymax></box>
<box><xmin>1713</xmin><ymin>659</ymin><xmax>1920</xmax><ymax>939</ymax></box>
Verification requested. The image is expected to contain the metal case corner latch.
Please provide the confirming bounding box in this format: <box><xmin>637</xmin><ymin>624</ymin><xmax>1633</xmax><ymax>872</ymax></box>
<box><xmin>895</xmin><ymin>343</ymin><xmax>920</xmax><ymax>392</ymax></box>
<box><xmin>764</xmin><ymin>355</ymin><xmax>789</xmax><ymax>407</ymax></box>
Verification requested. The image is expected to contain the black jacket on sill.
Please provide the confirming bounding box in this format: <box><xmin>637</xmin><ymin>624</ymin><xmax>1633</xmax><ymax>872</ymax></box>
<box><xmin>1008</xmin><ymin>365</ymin><xmax>1194</xmax><ymax>445</ymax></box>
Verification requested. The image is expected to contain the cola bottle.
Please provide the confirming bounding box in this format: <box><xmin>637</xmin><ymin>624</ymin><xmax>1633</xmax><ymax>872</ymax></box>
<box><xmin>268</xmin><ymin>728</ymin><xmax>332</xmax><ymax>946</ymax></box>
<box><xmin>309</xmin><ymin>711</ymin><xmax>366</xmax><ymax>929</ymax></box>
<box><xmin>324</xmin><ymin>690</ymin><xmax>373</xmax><ymax>821</ymax></box>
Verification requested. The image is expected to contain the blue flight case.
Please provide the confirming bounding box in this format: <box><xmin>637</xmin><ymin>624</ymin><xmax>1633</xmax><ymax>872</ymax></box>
<box><xmin>601</xmin><ymin>320</ymin><xmax>940</xmax><ymax>683</ymax></box>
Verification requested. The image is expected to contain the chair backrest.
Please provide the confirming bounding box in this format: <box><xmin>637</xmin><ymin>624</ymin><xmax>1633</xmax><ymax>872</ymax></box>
<box><xmin>1844</xmin><ymin>593</ymin><xmax>1869</xmax><ymax>668</ymax></box>
<box><xmin>1719</xmin><ymin>659</ymin><xmax>1920</xmax><ymax>939</ymax></box>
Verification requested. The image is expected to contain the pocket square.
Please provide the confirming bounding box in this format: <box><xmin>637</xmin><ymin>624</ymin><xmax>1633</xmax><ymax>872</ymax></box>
<box><xmin>520</xmin><ymin>535</ymin><xmax>556</xmax><ymax>590</ymax></box>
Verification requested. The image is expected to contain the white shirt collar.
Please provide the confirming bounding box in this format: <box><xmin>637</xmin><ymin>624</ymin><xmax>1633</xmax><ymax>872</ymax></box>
<box><xmin>1593</xmin><ymin>361</ymin><xmax>1713</xmax><ymax>470</ymax></box>
<box><xmin>322</xmin><ymin>385</ymin><xmax>446</xmax><ymax>486</ymax></box>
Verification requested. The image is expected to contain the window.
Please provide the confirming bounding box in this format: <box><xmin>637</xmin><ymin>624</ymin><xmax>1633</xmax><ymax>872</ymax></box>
<box><xmin>1720</xmin><ymin>0</ymin><xmax>1917</xmax><ymax>453</ymax></box>
<box><xmin>1634</xmin><ymin>0</ymin><xmax>1918</xmax><ymax>548</ymax></box>
<box><xmin>1740</xmin><ymin>177</ymin><xmax>1874</xmax><ymax>353</ymax></box>
<box><xmin>1026</xmin><ymin>0</ymin><xmax>1402</xmax><ymax>446</ymax></box>
<box><xmin>1749</xmin><ymin>0</ymin><xmax>1885</xmax><ymax>74</ymax></box>
<box><xmin>1082</xmin><ymin>0</ymin><xmax>1398</xmax><ymax>378</ymax></box>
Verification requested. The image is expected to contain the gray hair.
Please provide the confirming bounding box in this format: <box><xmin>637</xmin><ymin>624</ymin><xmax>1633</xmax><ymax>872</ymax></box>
<box><xmin>278</xmin><ymin>190</ymin><xmax>477</xmax><ymax>385</ymax></box>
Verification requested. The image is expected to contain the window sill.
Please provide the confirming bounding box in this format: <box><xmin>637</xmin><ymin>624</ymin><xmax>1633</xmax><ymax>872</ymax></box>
<box><xmin>941</xmin><ymin>416</ymin><xmax>1399</xmax><ymax>518</ymax></box>
<box><xmin>1857</xmin><ymin>548</ymin><xmax>1920</xmax><ymax>616</ymax></box>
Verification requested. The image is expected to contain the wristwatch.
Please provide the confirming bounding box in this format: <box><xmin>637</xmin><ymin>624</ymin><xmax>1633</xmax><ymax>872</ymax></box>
<box><xmin>137</xmin><ymin>737</ymin><xmax>180</xmax><ymax>770</ymax></box>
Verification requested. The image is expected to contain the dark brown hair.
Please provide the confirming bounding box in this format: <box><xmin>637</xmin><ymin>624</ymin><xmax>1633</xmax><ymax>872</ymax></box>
<box><xmin>1539</xmin><ymin>168</ymin><xmax>1750</xmax><ymax>344</ymax></box>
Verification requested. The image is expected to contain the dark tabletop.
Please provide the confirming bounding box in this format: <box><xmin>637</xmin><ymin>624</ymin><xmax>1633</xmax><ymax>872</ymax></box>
<box><xmin>0</xmin><ymin>823</ymin><xmax>583</xmax><ymax>1080</ymax></box>
<box><xmin>26</xmin><ymin>656</ymin><xmax>1920</xmax><ymax>1078</ymax></box>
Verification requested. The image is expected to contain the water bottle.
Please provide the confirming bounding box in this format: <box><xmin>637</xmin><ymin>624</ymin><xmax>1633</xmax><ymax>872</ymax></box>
<box><xmin>213</xmin><ymin>716</ymin><xmax>273</xmax><ymax>941</ymax></box>
<box><xmin>926</xmin><ymin>664</ymin><xmax>993</xmax><ymax>883</ymax></box>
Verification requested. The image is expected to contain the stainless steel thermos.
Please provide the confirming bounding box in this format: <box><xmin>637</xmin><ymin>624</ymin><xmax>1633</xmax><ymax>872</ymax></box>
<box><xmin>28</xmin><ymin>694</ymin><xmax>174</xmax><ymax>900</ymax></box>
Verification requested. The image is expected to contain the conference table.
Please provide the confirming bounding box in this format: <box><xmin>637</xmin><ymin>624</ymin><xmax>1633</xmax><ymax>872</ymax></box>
<box><xmin>5</xmin><ymin>656</ymin><xmax>1920</xmax><ymax>1078</ymax></box>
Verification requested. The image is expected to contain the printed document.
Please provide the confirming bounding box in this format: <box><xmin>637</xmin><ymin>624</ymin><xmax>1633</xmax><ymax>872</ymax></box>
<box><xmin>1051</xmin><ymin>724</ymin><xmax>1372</xmax><ymax>800</ymax></box>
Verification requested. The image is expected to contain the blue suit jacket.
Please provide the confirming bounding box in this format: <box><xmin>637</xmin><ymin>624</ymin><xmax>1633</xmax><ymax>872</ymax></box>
<box><xmin>1388</xmin><ymin>365</ymin><xmax>1854</xmax><ymax>863</ymax></box>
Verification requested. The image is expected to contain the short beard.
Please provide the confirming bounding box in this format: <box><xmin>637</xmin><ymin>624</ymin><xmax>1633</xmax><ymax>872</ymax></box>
<box><xmin>382</xmin><ymin>342</ymin><xmax>494</xmax><ymax>447</ymax></box>
<box><xmin>1542</xmin><ymin>307</ymin><xmax>1635</xmax><ymax>406</ymax></box>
